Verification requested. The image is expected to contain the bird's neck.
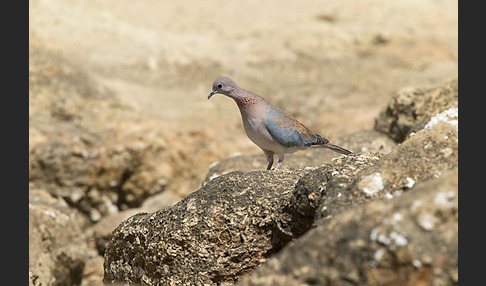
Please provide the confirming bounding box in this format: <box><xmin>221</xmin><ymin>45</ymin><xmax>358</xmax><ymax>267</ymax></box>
<box><xmin>235</xmin><ymin>96</ymin><xmax>259</xmax><ymax>110</ymax></box>
<box><xmin>230</xmin><ymin>89</ymin><xmax>264</xmax><ymax>110</ymax></box>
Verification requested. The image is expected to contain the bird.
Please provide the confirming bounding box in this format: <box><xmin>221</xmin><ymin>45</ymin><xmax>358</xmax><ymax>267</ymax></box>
<box><xmin>208</xmin><ymin>76</ymin><xmax>352</xmax><ymax>170</ymax></box>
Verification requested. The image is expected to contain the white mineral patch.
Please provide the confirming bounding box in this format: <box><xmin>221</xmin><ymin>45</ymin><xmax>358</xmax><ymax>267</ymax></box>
<box><xmin>434</xmin><ymin>191</ymin><xmax>456</xmax><ymax>208</ymax></box>
<box><xmin>413</xmin><ymin>259</ymin><xmax>423</xmax><ymax>268</ymax></box>
<box><xmin>208</xmin><ymin>161</ymin><xmax>220</xmax><ymax>169</ymax></box>
<box><xmin>424</xmin><ymin>107</ymin><xmax>458</xmax><ymax>130</ymax></box>
<box><xmin>105</xmin><ymin>199</ymin><xmax>119</xmax><ymax>215</ymax></box>
<box><xmin>370</xmin><ymin>228</ymin><xmax>408</xmax><ymax>248</ymax></box>
<box><xmin>43</xmin><ymin>209</ymin><xmax>57</xmax><ymax>219</ymax></box>
<box><xmin>390</xmin><ymin>212</ymin><xmax>403</xmax><ymax>226</ymax></box>
<box><xmin>389</xmin><ymin>231</ymin><xmax>408</xmax><ymax>246</ymax></box>
<box><xmin>441</xmin><ymin>147</ymin><xmax>453</xmax><ymax>157</ymax></box>
<box><xmin>374</xmin><ymin>248</ymin><xmax>386</xmax><ymax>262</ymax></box>
<box><xmin>69</xmin><ymin>190</ymin><xmax>83</xmax><ymax>203</ymax></box>
<box><xmin>208</xmin><ymin>173</ymin><xmax>220</xmax><ymax>182</ymax></box>
<box><xmin>359</xmin><ymin>172</ymin><xmax>384</xmax><ymax>197</ymax></box>
<box><xmin>89</xmin><ymin>209</ymin><xmax>102</xmax><ymax>222</ymax></box>
<box><xmin>417</xmin><ymin>213</ymin><xmax>437</xmax><ymax>231</ymax></box>
<box><xmin>405</xmin><ymin>177</ymin><xmax>415</xmax><ymax>189</ymax></box>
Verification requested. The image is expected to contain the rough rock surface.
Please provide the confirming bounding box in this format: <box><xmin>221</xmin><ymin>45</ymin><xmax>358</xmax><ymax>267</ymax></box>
<box><xmin>293</xmin><ymin>153</ymin><xmax>385</xmax><ymax>221</ymax></box>
<box><xmin>88</xmin><ymin>190</ymin><xmax>181</xmax><ymax>256</ymax></box>
<box><xmin>29</xmin><ymin>188</ymin><xmax>91</xmax><ymax>286</ymax></box>
<box><xmin>29</xmin><ymin>133</ymin><xmax>171</xmax><ymax>223</ymax></box>
<box><xmin>355</xmin><ymin>118</ymin><xmax>458</xmax><ymax>198</ymax></box>
<box><xmin>103</xmin><ymin>169</ymin><xmax>316</xmax><ymax>285</ymax></box>
<box><xmin>237</xmin><ymin>169</ymin><xmax>458</xmax><ymax>286</ymax></box>
<box><xmin>299</xmin><ymin>110</ymin><xmax>458</xmax><ymax>221</ymax></box>
<box><xmin>375</xmin><ymin>78</ymin><xmax>458</xmax><ymax>143</ymax></box>
<box><xmin>82</xmin><ymin>190</ymin><xmax>181</xmax><ymax>286</ymax></box>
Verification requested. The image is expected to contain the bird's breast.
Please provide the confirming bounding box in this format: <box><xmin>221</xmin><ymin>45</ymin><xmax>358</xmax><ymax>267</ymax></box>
<box><xmin>241</xmin><ymin>113</ymin><xmax>282</xmax><ymax>152</ymax></box>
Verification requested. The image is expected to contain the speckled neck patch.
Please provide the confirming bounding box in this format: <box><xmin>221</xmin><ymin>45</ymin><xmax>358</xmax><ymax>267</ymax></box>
<box><xmin>237</xmin><ymin>97</ymin><xmax>258</xmax><ymax>108</ymax></box>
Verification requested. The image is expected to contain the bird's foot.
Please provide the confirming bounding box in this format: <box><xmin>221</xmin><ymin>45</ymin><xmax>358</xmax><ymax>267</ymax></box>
<box><xmin>274</xmin><ymin>159</ymin><xmax>283</xmax><ymax>170</ymax></box>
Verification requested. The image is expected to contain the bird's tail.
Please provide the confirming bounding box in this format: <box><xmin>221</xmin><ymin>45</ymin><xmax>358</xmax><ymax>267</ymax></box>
<box><xmin>312</xmin><ymin>135</ymin><xmax>352</xmax><ymax>155</ymax></box>
<box><xmin>320</xmin><ymin>143</ymin><xmax>353</xmax><ymax>155</ymax></box>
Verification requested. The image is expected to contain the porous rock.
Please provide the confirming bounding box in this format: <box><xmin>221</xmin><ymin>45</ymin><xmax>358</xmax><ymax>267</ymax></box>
<box><xmin>103</xmin><ymin>168</ymin><xmax>316</xmax><ymax>285</ymax></box>
<box><xmin>88</xmin><ymin>190</ymin><xmax>181</xmax><ymax>256</ymax></box>
<box><xmin>29</xmin><ymin>135</ymin><xmax>170</xmax><ymax>222</ymax></box>
<box><xmin>293</xmin><ymin>152</ymin><xmax>385</xmax><ymax>221</ymax></box>
<box><xmin>375</xmin><ymin>78</ymin><xmax>458</xmax><ymax>143</ymax></box>
<box><xmin>297</xmin><ymin>108</ymin><xmax>458</xmax><ymax>223</ymax></box>
<box><xmin>237</xmin><ymin>169</ymin><xmax>458</xmax><ymax>286</ymax></box>
<box><xmin>29</xmin><ymin>188</ymin><xmax>90</xmax><ymax>286</ymax></box>
<box><xmin>353</xmin><ymin>117</ymin><xmax>458</xmax><ymax>199</ymax></box>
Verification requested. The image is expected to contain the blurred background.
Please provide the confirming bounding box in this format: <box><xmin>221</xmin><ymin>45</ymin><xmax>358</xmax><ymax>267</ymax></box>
<box><xmin>29</xmin><ymin>0</ymin><xmax>457</xmax><ymax>284</ymax></box>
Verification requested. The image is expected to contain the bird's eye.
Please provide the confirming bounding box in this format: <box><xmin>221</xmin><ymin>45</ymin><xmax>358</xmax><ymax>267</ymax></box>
<box><xmin>217</xmin><ymin>83</ymin><xmax>223</xmax><ymax>89</ymax></box>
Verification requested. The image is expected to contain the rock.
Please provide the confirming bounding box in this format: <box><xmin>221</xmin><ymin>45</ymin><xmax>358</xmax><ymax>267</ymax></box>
<box><xmin>88</xmin><ymin>190</ymin><xmax>181</xmax><ymax>256</ymax></box>
<box><xmin>29</xmin><ymin>135</ymin><xmax>170</xmax><ymax>222</ymax></box>
<box><xmin>81</xmin><ymin>190</ymin><xmax>182</xmax><ymax>285</ymax></box>
<box><xmin>375</xmin><ymin>78</ymin><xmax>458</xmax><ymax>143</ymax></box>
<box><xmin>235</xmin><ymin>81</ymin><xmax>458</xmax><ymax>286</ymax></box>
<box><xmin>103</xmin><ymin>168</ymin><xmax>317</xmax><ymax>285</ymax></box>
<box><xmin>237</xmin><ymin>169</ymin><xmax>458</xmax><ymax>286</ymax></box>
<box><xmin>29</xmin><ymin>34</ymin><xmax>171</xmax><ymax>222</ymax></box>
<box><xmin>338</xmin><ymin>129</ymin><xmax>396</xmax><ymax>154</ymax></box>
<box><xmin>29</xmin><ymin>188</ymin><xmax>91</xmax><ymax>286</ymax></box>
<box><xmin>354</xmin><ymin>114</ymin><xmax>458</xmax><ymax>198</ymax></box>
<box><xmin>300</xmin><ymin>107</ymin><xmax>458</xmax><ymax>222</ymax></box>
<box><xmin>293</xmin><ymin>152</ymin><xmax>385</xmax><ymax>221</ymax></box>
<box><xmin>80</xmin><ymin>255</ymin><xmax>105</xmax><ymax>286</ymax></box>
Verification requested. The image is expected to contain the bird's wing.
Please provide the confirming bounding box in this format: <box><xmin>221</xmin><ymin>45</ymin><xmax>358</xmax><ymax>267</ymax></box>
<box><xmin>265</xmin><ymin>106</ymin><xmax>318</xmax><ymax>148</ymax></box>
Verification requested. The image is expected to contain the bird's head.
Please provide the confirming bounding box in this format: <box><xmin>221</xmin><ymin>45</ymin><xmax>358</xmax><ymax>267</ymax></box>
<box><xmin>208</xmin><ymin>77</ymin><xmax>236</xmax><ymax>99</ymax></box>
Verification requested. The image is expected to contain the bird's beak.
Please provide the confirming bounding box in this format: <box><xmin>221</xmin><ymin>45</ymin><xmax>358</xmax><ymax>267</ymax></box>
<box><xmin>208</xmin><ymin>89</ymin><xmax>217</xmax><ymax>100</ymax></box>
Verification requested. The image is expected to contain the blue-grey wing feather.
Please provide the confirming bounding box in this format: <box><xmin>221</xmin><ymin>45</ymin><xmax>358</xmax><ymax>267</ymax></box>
<box><xmin>266</xmin><ymin>108</ymin><xmax>316</xmax><ymax>148</ymax></box>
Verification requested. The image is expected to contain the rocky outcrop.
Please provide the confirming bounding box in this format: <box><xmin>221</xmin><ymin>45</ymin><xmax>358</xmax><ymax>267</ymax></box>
<box><xmin>303</xmin><ymin>108</ymin><xmax>458</xmax><ymax>221</ymax></box>
<box><xmin>103</xmin><ymin>79</ymin><xmax>458</xmax><ymax>285</ymax></box>
<box><xmin>29</xmin><ymin>188</ymin><xmax>91</xmax><ymax>286</ymax></box>
<box><xmin>375</xmin><ymin>78</ymin><xmax>458</xmax><ymax>143</ymax></box>
<box><xmin>103</xmin><ymin>168</ymin><xmax>316</xmax><ymax>285</ymax></box>
<box><xmin>88</xmin><ymin>190</ymin><xmax>181</xmax><ymax>256</ymax></box>
<box><xmin>29</xmin><ymin>132</ymin><xmax>172</xmax><ymax>223</ymax></box>
<box><xmin>237</xmin><ymin>169</ymin><xmax>458</xmax><ymax>286</ymax></box>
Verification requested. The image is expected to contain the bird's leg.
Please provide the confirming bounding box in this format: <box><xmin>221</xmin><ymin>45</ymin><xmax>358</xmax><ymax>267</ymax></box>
<box><xmin>274</xmin><ymin>154</ymin><xmax>285</xmax><ymax>170</ymax></box>
<box><xmin>263</xmin><ymin>150</ymin><xmax>274</xmax><ymax>170</ymax></box>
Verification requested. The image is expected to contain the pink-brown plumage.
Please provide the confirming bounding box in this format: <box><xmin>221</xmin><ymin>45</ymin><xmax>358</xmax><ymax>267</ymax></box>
<box><xmin>208</xmin><ymin>76</ymin><xmax>352</xmax><ymax>170</ymax></box>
